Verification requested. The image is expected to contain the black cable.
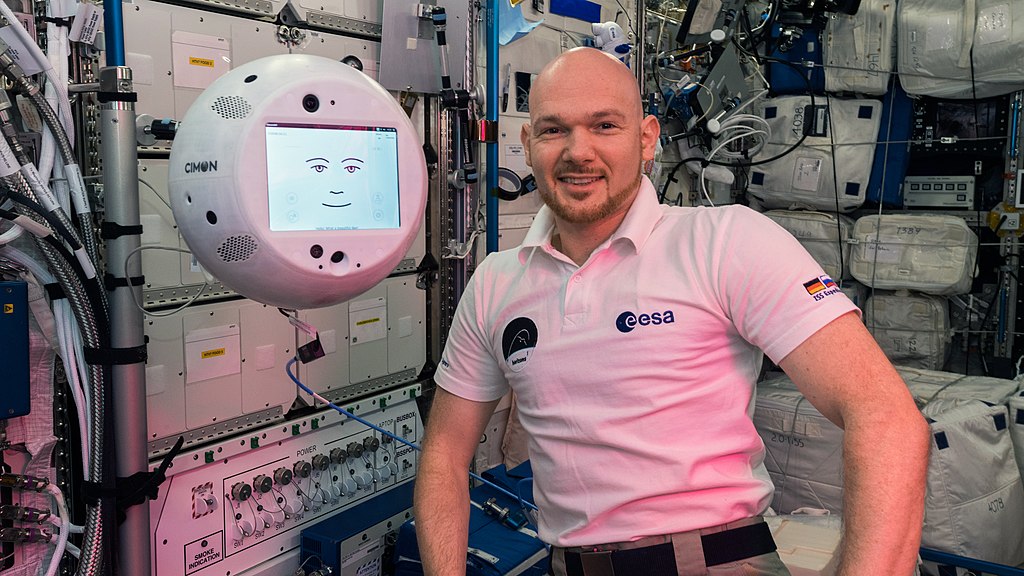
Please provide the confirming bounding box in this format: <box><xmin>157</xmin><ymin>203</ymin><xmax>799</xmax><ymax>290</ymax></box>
<box><xmin>674</xmin><ymin>0</ymin><xmax>702</xmax><ymax>45</ymax></box>
<box><xmin>660</xmin><ymin>156</ymin><xmax>705</xmax><ymax>204</ymax></box>
<box><xmin>824</xmin><ymin>91</ymin><xmax>845</xmax><ymax>282</ymax></box>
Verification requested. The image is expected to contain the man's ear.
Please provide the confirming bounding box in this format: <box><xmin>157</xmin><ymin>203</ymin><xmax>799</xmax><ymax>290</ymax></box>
<box><xmin>520</xmin><ymin>123</ymin><xmax>533</xmax><ymax>167</ymax></box>
<box><xmin>639</xmin><ymin>114</ymin><xmax>661</xmax><ymax>162</ymax></box>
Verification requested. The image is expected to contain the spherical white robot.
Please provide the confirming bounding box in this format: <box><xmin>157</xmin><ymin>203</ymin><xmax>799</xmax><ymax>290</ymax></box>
<box><xmin>169</xmin><ymin>54</ymin><xmax>427</xmax><ymax>309</ymax></box>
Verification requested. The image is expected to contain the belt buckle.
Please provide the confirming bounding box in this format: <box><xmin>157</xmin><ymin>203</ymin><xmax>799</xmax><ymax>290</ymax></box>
<box><xmin>578</xmin><ymin>550</ymin><xmax>614</xmax><ymax>576</ymax></box>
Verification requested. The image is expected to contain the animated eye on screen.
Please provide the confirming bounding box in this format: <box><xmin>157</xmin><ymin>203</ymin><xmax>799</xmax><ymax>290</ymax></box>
<box><xmin>169</xmin><ymin>54</ymin><xmax>427</xmax><ymax>309</ymax></box>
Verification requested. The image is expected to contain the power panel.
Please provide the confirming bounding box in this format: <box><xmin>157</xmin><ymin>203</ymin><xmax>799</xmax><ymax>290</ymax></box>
<box><xmin>149</xmin><ymin>387</ymin><xmax>421</xmax><ymax>576</ymax></box>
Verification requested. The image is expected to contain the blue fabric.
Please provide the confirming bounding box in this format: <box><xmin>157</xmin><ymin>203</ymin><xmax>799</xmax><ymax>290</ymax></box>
<box><xmin>549</xmin><ymin>0</ymin><xmax>601</xmax><ymax>23</ymax></box>
<box><xmin>393</xmin><ymin>461</ymin><xmax>547</xmax><ymax>576</ymax></box>
<box><xmin>866</xmin><ymin>80</ymin><xmax>913</xmax><ymax>207</ymax></box>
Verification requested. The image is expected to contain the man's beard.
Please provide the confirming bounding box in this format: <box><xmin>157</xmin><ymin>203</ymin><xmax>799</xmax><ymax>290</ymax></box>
<box><xmin>539</xmin><ymin>168</ymin><xmax>641</xmax><ymax>224</ymax></box>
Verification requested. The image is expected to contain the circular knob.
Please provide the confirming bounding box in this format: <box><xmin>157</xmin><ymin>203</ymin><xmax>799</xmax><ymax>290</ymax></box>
<box><xmin>231</xmin><ymin>482</ymin><xmax>252</xmax><ymax>502</ymax></box>
<box><xmin>269</xmin><ymin>508</ymin><xmax>286</xmax><ymax>524</ymax></box>
<box><xmin>195</xmin><ymin>498</ymin><xmax>210</xmax><ymax>515</ymax></box>
<box><xmin>274</xmin><ymin>467</ymin><xmax>293</xmax><ymax>486</ymax></box>
<box><xmin>353</xmin><ymin>471</ymin><xmax>373</xmax><ymax>488</ymax></box>
<box><xmin>363</xmin><ymin>437</ymin><xmax>380</xmax><ymax>452</ymax></box>
<box><xmin>342</xmin><ymin>478</ymin><xmax>357</xmax><ymax>495</ymax></box>
<box><xmin>252</xmin><ymin>475</ymin><xmax>273</xmax><ymax>494</ymax></box>
<box><xmin>376</xmin><ymin>465</ymin><xmax>392</xmax><ymax>481</ymax></box>
<box><xmin>388</xmin><ymin>462</ymin><xmax>399</xmax><ymax>476</ymax></box>
<box><xmin>283</xmin><ymin>497</ymin><xmax>304</xmax><ymax>516</ymax></box>
<box><xmin>346</xmin><ymin>442</ymin><xmax>363</xmax><ymax>458</ymax></box>
<box><xmin>328</xmin><ymin>483</ymin><xmax>342</xmax><ymax>499</ymax></box>
<box><xmin>293</xmin><ymin>461</ymin><xmax>312</xmax><ymax>479</ymax></box>
<box><xmin>311</xmin><ymin>454</ymin><xmax>330</xmax><ymax>471</ymax></box>
<box><xmin>330</xmin><ymin>447</ymin><xmax>348</xmax><ymax>463</ymax></box>
<box><xmin>237</xmin><ymin>518</ymin><xmax>254</xmax><ymax>536</ymax></box>
<box><xmin>258</xmin><ymin>510</ymin><xmax>273</xmax><ymax>529</ymax></box>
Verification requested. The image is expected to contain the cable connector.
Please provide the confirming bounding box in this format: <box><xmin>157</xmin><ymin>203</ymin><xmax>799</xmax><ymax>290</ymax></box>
<box><xmin>0</xmin><ymin>504</ymin><xmax>51</xmax><ymax>523</ymax></box>
<box><xmin>279</xmin><ymin>308</ymin><xmax>326</xmax><ymax>364</ymax></box>
<box><xmin>0</xmin><ymin>526</ymin><xmax>52</xmax><ymax>543</ymax></box>
<box><xmin>0</xmin><ymin>473</ymin><xmax>50</xmax><ymax>491</ymax></box>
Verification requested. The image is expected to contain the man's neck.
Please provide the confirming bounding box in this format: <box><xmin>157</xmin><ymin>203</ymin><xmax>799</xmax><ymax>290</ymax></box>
<box><xmin>551</xmin><ymin>209</ymin><xmax>629</xmax><ymax>266</ymax></box>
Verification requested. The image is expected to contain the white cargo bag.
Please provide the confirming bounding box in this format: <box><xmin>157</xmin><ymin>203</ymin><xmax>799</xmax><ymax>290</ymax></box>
<box><xmin>764</xmin><ymin>210</ymin><xmax>853</xmax><ymax>280</ymax></box>
<box><xmin>1009</xmin><ymin>391</ymin><xmax>1024</xmax><ymax>484</ymax></box>
<box><xmin>898</xmin><ymin>366</ymin><xmax>1019</xmax><ymax>406</ymax></box>
<box><xmin>864</xmin><ymin>291</ymin><xmax>950</xmax><ymax>370</ymax></box>
<box><xmin>749</xmin><ymin>97</ymin><xmax>881</xmax><ymax>212</ymax></box>
<box><xmin>897</xmin><ymin>0</ymin><xmax>1024</xmax><ymax>99</ymax></box>
<box><xmin>823</xmin><ymin>0</ymin><xmax>896</xmax><ymax>95</ymax></box>
<box><xmin>850</xmin><ymin>214</ymin><xmax>978</xmax><ymax>295</ymax></box>
<box><xmin>921</xmin><ymin>399</ymin><xmax>1024</xmax><ymax>566</ymax></box>
<box><xmin>754</xmin><ymin>377</ymin><xmax>845</xmax><ymax>514</ymax></box>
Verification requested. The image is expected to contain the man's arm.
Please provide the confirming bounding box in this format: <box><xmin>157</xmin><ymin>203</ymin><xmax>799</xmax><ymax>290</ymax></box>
<box><xmin>778</xmin><ymin>311</ymin><xmax>930</xmax><ymax>576</ymax></box>
<box><xmin>414</xmin><ymin>387</ymin><xmax>501</xmax><ymax>576</ymax></box>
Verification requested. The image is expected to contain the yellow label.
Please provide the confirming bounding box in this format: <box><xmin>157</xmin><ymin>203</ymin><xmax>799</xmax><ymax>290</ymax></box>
<box><xmin>189</xmin><ymin>57</ymin><xmax>216</xmax><ymax>68</ymax></box>
<box><xmin>201</xmin><ymin>348</ymin><xmax>226</xmax><ymax>359</ymax></box>
<box><xmin>3</xmin><ymin>303</ymin><xmax>12</xmax><ymax>314</ymax></box>
<box><xmin>355</xmin><ymin>318</ymin><xmax>380</xmax><ymax>327</ymax></box>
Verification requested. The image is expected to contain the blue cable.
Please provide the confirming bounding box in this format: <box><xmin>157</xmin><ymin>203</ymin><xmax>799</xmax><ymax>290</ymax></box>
<box><xmin>284</xmin><ymin>358</ymin><xmax>538</xmax><ymax>511</ymax></box>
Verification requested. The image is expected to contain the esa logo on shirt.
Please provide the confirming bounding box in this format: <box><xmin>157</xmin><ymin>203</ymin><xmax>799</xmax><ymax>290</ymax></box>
<box><xmin>502</xmin><ymin>317</ymin><xmax>538</xmax><ymax>372</ymax></box>
<box><xmin>615</xmin><ymin>310</ymin><xmax>676</xmax><ymax>333</ymax></box>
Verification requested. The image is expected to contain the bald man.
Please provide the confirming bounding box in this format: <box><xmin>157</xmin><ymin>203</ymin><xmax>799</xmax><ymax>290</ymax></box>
<box><xmin>414</xmin><ymin>48</ymin><xmax>929</xmax><ymax>576</ymax></box>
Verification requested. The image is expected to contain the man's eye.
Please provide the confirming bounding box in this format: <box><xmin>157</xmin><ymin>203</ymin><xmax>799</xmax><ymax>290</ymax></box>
<box><xmin>599</xmin><ymin>122</ymin><xmax>617</xmax><ymax>130</ymax></box>
<box><xmin>344</xmin><ymin>165</ymin><xmax>361</xmax><ymax>174</ymax></box>
<box><xmin>310</xmin><ymin>164</ymin><xmax>327</xmax><ymax>173</ymax></box>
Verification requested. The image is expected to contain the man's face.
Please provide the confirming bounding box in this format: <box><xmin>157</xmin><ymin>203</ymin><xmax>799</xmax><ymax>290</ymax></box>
<box><xmin>521</xmin><ymin>52</ymin><xmax>659</xmax><ymax>225</ymax></box>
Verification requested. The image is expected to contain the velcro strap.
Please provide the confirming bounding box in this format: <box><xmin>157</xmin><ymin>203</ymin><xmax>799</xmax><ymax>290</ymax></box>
<box><xmin>104</xmin><ymin>273</ymin><xmax>145</xmax><ymax>291</ymax></box>
<box><xmin>44</xmin><ymin>282</ymin><xmax>66</xmax><ymax>301</ymax></box>
<box><xmin>40</xmin><ymin>16</ymin><xmax>74</xmax><ymax>27</ymax></box>
<box><xmin>82</xmin><ymin>344</ymin><xmax>147</xmax><ymax>366</ymax></box>
<box><xmin>81</xmin><ymin>437</ymin><xmax>184</xmax><ymax>521</ymax></box>
<box><xmin>100</xmin><ymin>222</ymin><xmax>143</xmax><ymax>240</ymax></box>
<box><xmin>97</xmin><ymin>92</ymin><xmax>139</xmax><ymax>104</ymax></box>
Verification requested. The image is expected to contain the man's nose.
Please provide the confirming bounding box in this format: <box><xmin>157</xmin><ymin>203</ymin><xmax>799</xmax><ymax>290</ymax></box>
<box><xmin>562</xmin><ymin>130</ymin><xmax>596</xmax><ymax>164</ymax></box>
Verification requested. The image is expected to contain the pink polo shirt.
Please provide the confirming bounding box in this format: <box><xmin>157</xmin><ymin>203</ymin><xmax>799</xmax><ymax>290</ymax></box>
<box><xmin>435</xmin><ymin>176</ymin><xmax>857</xmax><ymax>546</ymax></box>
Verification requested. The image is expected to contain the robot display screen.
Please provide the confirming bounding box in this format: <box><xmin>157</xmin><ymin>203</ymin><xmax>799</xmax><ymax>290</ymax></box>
<box><xmin>265</xmin><ymin>123</ymin><xmax>401</xmax><ymax>231</ymax></box>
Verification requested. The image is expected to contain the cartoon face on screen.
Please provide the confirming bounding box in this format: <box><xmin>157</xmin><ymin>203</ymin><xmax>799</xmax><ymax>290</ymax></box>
<box><xmin>305</xmin><ymin>155</ymin><xmax>366</xmax><ymax>209</ymax></box>
<box><xmin>266</xmin><ymin>124</ymin><xmax>400</xmax><ymax>231</ymax></box>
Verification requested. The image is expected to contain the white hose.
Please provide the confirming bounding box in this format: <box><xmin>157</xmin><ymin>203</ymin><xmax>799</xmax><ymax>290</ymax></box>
<box><xmin>43</xmin><ymin>484</ymin><xmax>70</xmax><ymax>576</ymax></box>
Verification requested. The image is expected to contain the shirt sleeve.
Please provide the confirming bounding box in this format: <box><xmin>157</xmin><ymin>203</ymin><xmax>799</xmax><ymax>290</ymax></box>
<box><xmin>715</xmin><ymin>206</ymin><xmax>860</xmax><ymax>363</ymax></box>
<box><xmin>433</xmin><ymin>261</ymin><xmax>511</xmax><ymax>402</ymax></box>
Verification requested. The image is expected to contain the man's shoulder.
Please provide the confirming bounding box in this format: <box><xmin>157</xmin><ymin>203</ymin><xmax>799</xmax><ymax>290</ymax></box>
<box><xmin>655</xmin><ymin>203</ymin><xmax>766</xmax><ymax>232</ymax></box>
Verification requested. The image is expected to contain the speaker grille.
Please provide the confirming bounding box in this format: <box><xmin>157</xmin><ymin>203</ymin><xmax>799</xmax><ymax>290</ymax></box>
<box><xmin>216</xmin><ymin>235</ymin><xmax>258</xmax><ymax>263</ymax></box>
<box><xmin>211</xmin><ymin>95</ymin><xmax>252</xmax><ymax>119</ymax></box>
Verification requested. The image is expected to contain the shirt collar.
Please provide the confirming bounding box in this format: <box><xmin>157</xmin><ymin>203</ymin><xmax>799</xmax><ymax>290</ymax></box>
<box><xmin>518</xmin><ymin>175</ymin><xmax>663</xmax><ymax>264</ymax></box>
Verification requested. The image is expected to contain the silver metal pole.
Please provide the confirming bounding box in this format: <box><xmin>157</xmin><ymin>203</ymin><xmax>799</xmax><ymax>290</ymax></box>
<box><xmin>98</xmin><ymin>65</ymin><xmax>151</xmax><ymax>576</ymax></box>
